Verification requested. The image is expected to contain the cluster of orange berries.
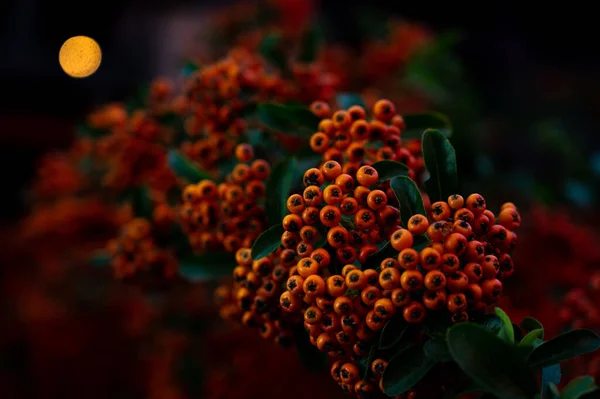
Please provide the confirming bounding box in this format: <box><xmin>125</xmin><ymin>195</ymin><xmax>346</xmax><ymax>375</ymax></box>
<box><xmin>308</xmin><ymin>99</ymin><xmax>424</xmax><ymax>181</ymax></box>
<box><xmin>180</xmin><ymin>143</ymin><xmax>271</xmax><ymax>254</ymax></box>
<box><xmin>107</xmin><ymin>218</ymin><xmax>178</xmax><ymax>279</ymax></box>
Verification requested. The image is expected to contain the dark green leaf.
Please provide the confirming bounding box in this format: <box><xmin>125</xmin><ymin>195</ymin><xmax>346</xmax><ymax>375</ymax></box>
<box><xmin>389</xmin><ymin>327</ymin><xmax>419</xmax><ymax>358</ymax></box>
<box><xmin>579</xmin><ymin>388</ymin><xmax>600</xmax><ymax>399</ymax></box>
<box><xmin>292</xmin><ymin>324</ymin><xmax>327</xmax><ymax>372</ymax></box>
<box><xmin>495</xmin><ymin>307</ymin><xmax>515</xmax><ymax>343</ymax></box>
<box><xmin>402</xmin><ymin>112</ymin><xmax>452</xmax><ymax>139</ymax></box>
<box><xmin>258</xmin><ymin>103</ymin><xmax>320</xmax><ymax>137</ymax></box>
<box><xmin>422</xmin><ymin>129</ymin><xmax>459</xmax><ymax>202</ymax></box>
<box><xmin>265</xmin><ymin>157</ymin><xmax>298</xmax><ymax>226</ymax></box>
<box><xmin>560</xmin><ymin>376</ymin><xmax>596</xmax><ymax>399</ymax></box>
<box><xmin>259</xmin><ymin>33</ymin><xmax>288</xmax><ymax>72</ymax></box>
<box><xmin>130</xmin><ymin>185</ymin><xmax>153</xmax><ymax>220</ymax></box>
<box><xmin>363</xmin><ymin>344</ymin><xmax>379</xmax><ymax>380</ymax></box>
<box><xmin>362</xmin><ymin>241</ymin><xmax>396</xmax><ymax>270</ymax></box>
<box><xmin>521</xmin><ymin>329</ymin><xmax>545</xmax><ymax>346</ymax></box>
<box><xmin>527</xmin><ymin>329</ymin><xmax>600</xmax><ymax>368</ymax></box>
<box><xmin>513</xmin><ymin>323</ymin><xmax>525</xmax><ymax>343</ymax></box>
<box><xmin>167</xmin><ymin>150</ymin><xmax>213</xmax><ymax>183</ymax></box>
<box><xmin>382</xmin><ymin>343</ymin><xmax>435</xmax><ymax>396</ymax></box>
<box><xmin>390</xmin><ymin>176</ymin><xmax>426</xmax><ymax>227</ymax></box>
<box><xmin>521</xmin><ymin>317</ymin><xmax>544</xmax><ymax>333</ymax></box>
<box><xmin>297</xmin><ymin>24</ymin><xmax>322</xmax><ymax>63</ymax></box>
<box><xmin>477</xmin><ymin>313</ymin><xmax>503</xmax><ymax>334</ymax></box>
<box><xmin>424</xmin><ymin>335</ymin><xmax>452</xmax><ymax>362</ymax></box>
<box><xmin>372</xmin><ymin>160</ymin><xmax>410</xmax><ymax>182</ymax></box>
<box><xmin>251</xmin><ymin>224</ymin><xmax>284</xmax><ymax>260</ymax></box>
<box><xmin>541</xmin><ymin>365</ymin><xmax>562</xmax><ymax>399</ymax></box>
<box><xmin>380</xmin><ymin>317</ymin><xmax>408</xmax><ymax>349</ymax></box>
<box><xmin>447</xmin><ymin>323</ymin><xmax>538</xmax><ymax>399</ymax></box>
<box><xmin>413</xmin><ymin>235</ymin><xmax>431</xmax><ymax>251</ymax></box>
<box><xmin>181</xmin><ymin>61</ymin><xmax>200</xmax><ymax>77</ymax></box>
<box><xmin>548</xmin><ymin>383</ymin><xmax>562</xmax><ymax>399</ymax></box>
<box><xmin>178</xmin><ymin>253</ymin><xmax>237</xmax><ymax>281</ymax></box>
<box><xmin>90</xmin><ymin>251</ymin><xmax>110</xmax><ymax>268</ymax></box>
<box><xmin>336</xmin><ymin>92</ymin><xmax>366</xmax><ymax>109</ymax></box>
<box><xmin>75</xmin><ymin>123</ymin><xmax>107</xmax><ymax>138</ymax></box>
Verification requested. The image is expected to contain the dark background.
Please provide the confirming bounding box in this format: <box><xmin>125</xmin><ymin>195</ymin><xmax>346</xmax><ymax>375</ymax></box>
<box><xmin>1</xmin><ymin>0</ymin><xmax>599</xmax><ymax>223</ymax></box>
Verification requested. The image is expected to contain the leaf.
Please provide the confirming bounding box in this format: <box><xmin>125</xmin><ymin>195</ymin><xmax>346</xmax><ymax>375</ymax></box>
<box><xmin>363</xmin><ymin>344</ymin><xmax>379</xmax><ymax>380</ymax></box>
<box><xmin>447</xmin><ymin>323</ymin><xmax>538</xmax><ymax>399</ymax></box>
<box><xmin>521</xmin><ymin>329</ymin><xmax>545</xmax><ymax>346</ymax></box>
<box><xmin>380</xmin><ymin>317</ymin><xmax>408</xmax><ymax>349</ymax></box>
<box><xmin>130</xmin><ymin>185</ymin><xmax>153</xmax><ymax>220</ymax></box>
<box><xmin>477</xmin><ymin>313</ymin><xmax>503</xmax><ymax>334</ymax></box>
<box><xmin>362</xmin><ymin>241</ymin><xmax>396</xmax><ymax>270</ymax></box>
<box><xmin>259</xmin><ymin>33</ymin><xmax>288</xmax><ymax>72</ymax></box>
<box><xmin>178</xmin><ymin>253</ymin><xmax>237</xmax><ymax>281</ymax></box>
<box><xmin>382</xmin><ymin>343</ymin><xmax>435</xmax><ymax>396</ymax></box>
<box><xmin>336</xmin><ymin>92</ymin><xmax>366</xmax><ymax>109</ymax></box>
<box><xmin>90</xmin><ymin>251</ymin><xmax>110</xmax><ymax>268</ymax></box>
<box><xmin>495</xmin><ymin>307</ymin><xmax>515</xmax><ymax>343</ymax></box>
<box><xmin>167</xmin><ymin>150</ymin><xmax>213</xmax><ymax>183</ymax></box>
<box><xmin>372</xmin><ymin>160</ymin><xmax>410</xmax><ymax>182</ymax></box>
<box><xmin>297</xmin><ymin>24</ymin><xmax>322</xmax><ymax>63</ymax></box>
<box><xmin>401</xmin><ymin>112</ymin><xmax>453</xmax><ymax>139</ymax></box>
<box><xmin>265</xmin><ymin>157</ymin><xmax>298</xmax><ymax>226</ymax></box>
<box><xmin>424</xmin><ymin>335</ymin><xmax>452</xmax><ymax>362</ymax></box>
<box><xmin>541</xmin><ymin>365</ymin><xmax>562</xmax><ymax>399</ymax></box>
<box><xmin>521</xmin><ymin>317</ymin><xmax>544</xmax><ymax>333</ymax></box>
<box><xmin>422</xmin><ymin>129</ymin><xmax>459</xmax><ymax>202</ymax></box>
<box><xmin>513</xmin><ymin>323</ymin><xmax>525</xmax><ymax>343</ymax></box>
<box><xmin>251</xmin><ymin>224</ymin><xmax>284</xmax><ymax>260</ymax></box>
<box><xmin>579</xmin><ymin>388</ymin><xmax>600</xmax><ymax>399</ymax></box>
<box><xmin>257</xmin><ymin>103</ymin><xmax>320</xmax><ymax>137</ymax></box>
<box><xmin>181</xmin><ymin>61</ymin><xmax>200</xmax><ymax>77</ymax></box>
<box><xmin>390</xmin><ymin>176</ymin><xmax>426</xmax><ymax>226</ymax></box>
<box><xmin>292</xmin><ymin>324</ymin><xmax>327</xmax><ymax>372</ymax></box>
<box><xmin>560</xmin><ymin>376</ymin><xmax>596</xmax><ymax>399</ymax></box>
<box><xmin>527</xmin><ymin>329</ymin><xmax>600</xmax><ymax>368</ymax></box>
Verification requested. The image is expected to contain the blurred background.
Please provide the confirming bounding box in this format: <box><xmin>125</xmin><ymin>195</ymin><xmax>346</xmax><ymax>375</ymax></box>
<box><xmin>1</xmin><ymin>1</ymin><xmax>600</xmax><ymax>398</ymax></box>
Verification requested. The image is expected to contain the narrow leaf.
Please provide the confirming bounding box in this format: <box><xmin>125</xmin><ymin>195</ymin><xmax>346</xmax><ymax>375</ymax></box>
<box><xmin>560</xmin><ymin>376</ymin><xmax>596</xmax><ymax>399</ymax></box>
<box><xmin>402</xmin><ymin>112</ymin><xmax>452</xmax><ymax>139</ymax></box>
<box><xmin>422</xmin><ymin>129</ymin><xmax>459</xmax><ymax>202</ymax></box>
<box><xmin>521</xmin><ymin>329</ymin><xmax>545</xmax><ymax>346</ymax></box>
<box><xmin>259</xmin><ymin>33</ymin><xmax>287</xmax><ymax>72</ymax></box>
<box><xmin>372</xmin><ymin>160</ymin><xmax>410</xmax><ymax>182</ymax></box>
<box><xmin>258</xmin><ymin>103</ymin><xmax>320</xmax><ymax>137</ymax></box>
<box><xmin>178</xmin><ymin>253</ymin><xmax>236</xmax><ymax>281</ymax></box>
<box><xmin>521</xmin><ymin>317</ymin><xmax>543</xmax><ymax>333</ymax></box>
<box><xmin>390</xmin><ymin>176</ymin><xmax>426</xmax><ymax>227</ymax></box>
<box><xmin>527</xmin><ymin>329</ymin><xmax>600</xmax><ymax>368</ymax></box>
<box><xmin>495</xmin><ymin>307</ymin><xmax>515</xmax><ymax>343</ymax></box>
<box><xmin>265</xmin><ymin>157</ymin><xmax>298</xmax><ymax>226</ymax></box>
<box><xmin>382</xmin><ymin>343</ymin><xmax>435</xmax><ymax>396</ymax></box>
<box><xmin>251</xmin><ymin>224</ymin><xmax>285</xmax><ymax>260</ymax></box>
<box><xmin>167</xmin><ymin>150</ymin><xmax>212</xmax><ymax>183</ymax></box>
<box><xmin>379</xmin><ymin>317</ymin><xmax>408</xmax><ymax>349</ymax></box>
<box><xmin>363</xmin><ymin>344</ymin><xmax>379</xmax><ymax>380</ymax></box>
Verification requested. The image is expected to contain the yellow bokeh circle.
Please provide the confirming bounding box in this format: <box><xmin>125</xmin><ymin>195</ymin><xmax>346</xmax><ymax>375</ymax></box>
<box><xmin>59</xmin><ymin>36</ymin><xmax>102</xmax><ymax>78</ymax></box>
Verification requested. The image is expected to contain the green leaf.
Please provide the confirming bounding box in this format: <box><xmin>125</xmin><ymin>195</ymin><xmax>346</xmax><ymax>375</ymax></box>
<box><xmin>547</xmin><ymin>383</ymin><xmax>562</xmax><ymax>399</ymax></box>
<box><xmin>495</xmin><ymin>307</ymin><xmax>515</xmax><ymax>343</ymax></box>
<box><xmin>336</xmin><ymin>92</ymin><xmax>366</xmax><ymax>109</ymax></box>
<box><xmin>181</xmin><ymin>61</ymin><xmax>200</xmax><ymax>77</ymax></box>
<box><xmin>372</xmin><ymin>160</ymin><xmax>410</xmax><ymax>182</ymax></box>
<box><xmin>90</xmin><ymin>251</ymin><xmax>110</xmax><ymax>268</ymax></box>
<box><xmin>167</xmin><ymin>150</ymin><xmax>212</xmax><ymax>183</ymax></box>
<box><xmin>265</xmin><ymin>157</ymin><xmax>298</xmax><ymax>226</ymax></box>
<box><xmin>178</xmin><ymin>253</ymin><xmax>236</xmax><ymax>281</ymax></box>
<box><xmin>130</xmin><ymin>185</ymin><xmax>153</xmax><ymax>220</ymax></box>
<box><xmin>363</xmin><ymin>344</ymin><xmax>379</xmax><ymax>380</ymax></box>
<box><xmin>513</xmin><ymin>323</ymin><xmax>525</xmax><ymax>343</ymax></box>
<box><xmin>521</xmin><ymin>329</ymin><xmax>545</xmax><ymax>346</ymax></box>
<box><xmin>259</xmin><ymin>33</ymin><xmax>288</xmax><ymax>72</ymax></box>
<box><xmin>382</xmin><ymin>343</ymin><xmax>435</xmax><ymax>396</ymax></box>
<box><xmin>390</xmin><ymin>176</ymin><xmax>426</xmax><ymax>226</ymax></box>
<box><xmin>251</xmin><ymin>224</ymin><xmax>284</xmax><ymax>260</ymax></box>
<box><xmin>292</xmin><ymin>324</ymin><xmax>327</xmax><ymax>372</ymax></box>
<box><xmin>380</xmin><ymin>317</ymin><xmax>408</xmax><ymax>349</ymax></box>
<box><xmin>362</xmin><ymin>241</ymin><xmax>396</xmax><ymax>270</ymax></box>
<box><xmin>477</xmin><ymin>313</ymin><xmax>503</xmax><ymax>334</ymax></box>
<box><xmin>579</xmin><ymin>388</ymin><xmax>600</xmax><ymax>399</ymax></box>
<box><xmin>297</xmin><ymin>24</ymin><xmax>322</xmax><ymax>63</ymax></box>
<box><xmin>422</xmin><ymin>129</ymin><xmax>459</xmax><ymax>202</ymax></box>
<box><xmin>258</xmin><ymin>103</ymin><xmax>320</xmax><ymax>137</ymax></box>
<box><xmin>560</xmin><ymin>376</ymin><xmax>596</xmax><ymax>399</ymax></box>
<box><xmin>424</xmin><ymin>335</ymin><xmax>452</xmax><ymax>362</ymax></box>
<box><xmin>521</xmin><ymin>317</ymin><xmax>544</xmax><ymax>333</ymax></box>
<box><xmin>447</xmin><ymin>323</ymin><xmax>538</xmax><ymax>399</ymax></box>
<box><xmin>527</xmin><ymin>329</ymin><xmax>600</xmax><ymax>368</ymax></box>
<box><xmin>541</xmin><ymin>365</ymin><xmax>562</xmax><ymax>399</ymax></box>
<box><xmin>402</xmin><ymin>112</ymin><xmax>452</xmax><ymax>139</ymax></box>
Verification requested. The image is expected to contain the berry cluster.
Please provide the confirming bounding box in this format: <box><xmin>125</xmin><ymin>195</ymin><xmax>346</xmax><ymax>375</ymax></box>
<box><xmin>180</xmin><ymin>143</ymin><xmax>270</xmax><ymax>254</ymax></box>
<box><xmin>308</xmin><ymin>99</ymin><xmax>424</xmax><ymax>181</ymax></box>
<box><xmin>107</xmin><ymin>218</ymin><xmax>178</xmax><ymax>279</ymax></box>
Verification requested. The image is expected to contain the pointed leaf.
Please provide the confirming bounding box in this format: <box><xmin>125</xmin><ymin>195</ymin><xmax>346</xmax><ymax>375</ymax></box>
<box><xmin>495</xmin><ymin>307</ymin><xmax>515</xmax><ymax>343</ymax></box>
<box><xmin>382</xmin><ymin>343</ymin><xmax>435</xmax><ymax>396</ymax></box>
<box><xmin>336</xmin><ymin>93</ymin><xmax>366</xmax><ymax>109</ymax></box>
<box><xmin>424</xmin><ymin>335</ymin><xmax>452</xmax><ymax>362</ymax></box>
<box><xmin>447</xmin><ymin>323</ymin><xmax>538</xmax><ymax>399</ymax></box>
<box><xmin>541</xmin><ymin>364</ymin><xmax>562</xmax><ymax>399</ymax></box>
<box><xmin>258</xmin><ymin>103</ymin><xmax>320</xmax><ymax>137</ymax></box>
<box><xmin>560</xmin><ymin>376</ymin><xmax>596</xmax><ymax>399</ymax></box>
<box><xmin>259</xmin><ymin>33</ymin><xmax>288</xmax><ymax>72</ymax></box>
<box><xmin>521</xmin><ymin>329</ymin><xmax>545</xmax><ymax>346</ymax></box>
<box><xmin>265</xmin><ymin>157</ymin><xmax>298</xmax><ymax>226</ymax></box>
<box><xmin>402</xmin><ymin>112</ymin><xmax>452</xmax><ymax>139</ymax></box>
<box><xmin>251</xmin><ymin>224</ymin><xmax>285</xmax><ymax>260</ymax></box>
<box><xmin>167</xmin><ymin>150</ymin><xmax>212</xmax><ymax>183</ymax></box>
<box><xmin>178</xmin><ymin>253</ymin><xmax>237</xmax><ymax>281</ymax></box>
<box><xmin>390</xmin><ymin>176</ymin><xmax>426</xmax><ymax>227</ymax></box>
<box><xmin>372</xmin><ymin>160</ymin><xmax>410</xmax><ymax>182</ymax></box>
<box><xmin>521</xmin><ymin>317</ymin><xmax>543</xmax><ymax>333</ymax></box>
<box><xmin>477</xmin><ymin>313</ymin><xmax>503</xmax><ymax>334</ymax></box>
<box><xmin>363</xmin><ymin>344</ymin><xmax>379</xmax><ymax>380</ymax></box>
<box><xmin>422</xmin><ymin>129</ymin><xmax>459</xmax><ymax>202</ymax></box>
<box><xmin>379</xmin><ymin>317</ymin><xmax>408</xmax><ymax>349</ymax></box>
<box><xmin>527</xmin><ymin>329</ymin><xmax>600</xmax><ymax>368</ymax></box>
